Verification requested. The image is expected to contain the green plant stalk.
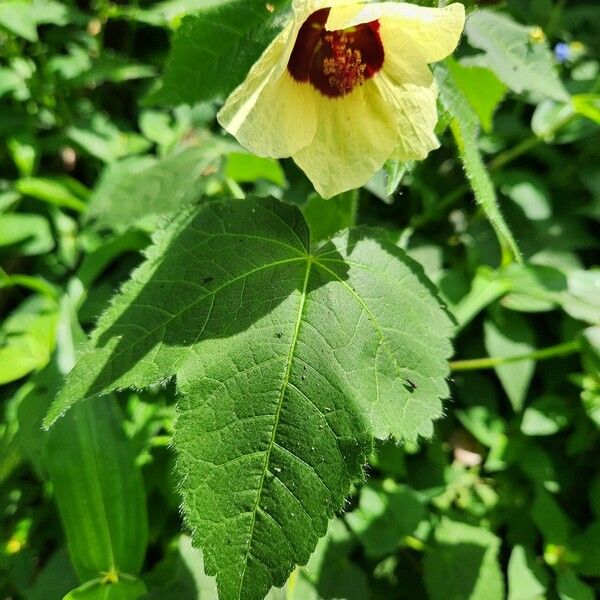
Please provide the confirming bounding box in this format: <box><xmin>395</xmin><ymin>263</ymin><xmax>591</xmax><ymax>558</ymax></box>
<box><xmin>449</xmin><ymin>340</ymin><xmax>580</xmax><ymax>372</ymax></box>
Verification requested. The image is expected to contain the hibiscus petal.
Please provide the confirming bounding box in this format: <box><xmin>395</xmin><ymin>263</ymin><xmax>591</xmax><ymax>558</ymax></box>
<box><xmin>373</xmin><ymin>40</ymin><xmax>440</xmax><ymax>161</ymax></box>
<box><xmin>327</xmin><ymin>2</ymin><xmax>465</xmax><ymax>63</ymax></box>
<box><xmin>218</xmin><ymin>69</ymin><xmax>317</xmax><ymax>157</ymax></box>
<box><xmin>292</xmin><ymin>80</ymin><xmax>396</xmax><ymax>198</ymax></box>
<box><xmin>376</xmin><ymin>70</ymin><xmax>440</xmax><ymax>161</ymax></box>
<box><xmin>294</xmin><ymin>0</ymin><xmax>362</xmax><ymax>12</ymax></box>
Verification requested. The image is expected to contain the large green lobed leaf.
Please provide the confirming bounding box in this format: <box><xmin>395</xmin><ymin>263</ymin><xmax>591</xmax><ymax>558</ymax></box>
<box><xmin>46</xmin><ymin>198</ymin><xmax>453</xmax><ymax>600</ymax></box>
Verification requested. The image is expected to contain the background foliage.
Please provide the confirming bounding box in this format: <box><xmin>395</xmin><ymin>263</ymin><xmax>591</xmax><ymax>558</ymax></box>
<box><xmin>1</xmin><ymin>0</ymin><xmax>599</xmax><ymax>599</ymax></box>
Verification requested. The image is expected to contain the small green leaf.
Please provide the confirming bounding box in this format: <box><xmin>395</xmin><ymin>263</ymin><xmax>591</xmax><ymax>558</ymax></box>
<box><xmin>521</xmin><ymin>394</ymin><xmax>570</xmax><ymax>436</ymax></box>
<box><xmin>15</xmin><ymin>177</ymin><xmax>87</xmax><ymax>212</ymax></box>
<box><xmin>63</xmin><ymin>576</ymin><xmax>147</xmax><ymax>600</ymax></box>
<box><xmin>507</xmin><ymin>545</ymin><xmax>548</xmax><ymax>600</ymax></box>
<box><xmin>446</xmin><ymin>58</ymin><xmax>507</xmax><ymax>132</ymax></box>
<box><xmin>0</xmin><ymin>213</ymin><xmax>54</xmax><ymax>256</ymax></box>
<box><xmin>0</xmin><ymin>0</ymin><xmax>37</xmax><ymax>41</ymax></box>
<box><xmin>484</xmin><ymin>307</ymin><xmax>536</xmax><ymax>412</ymax></box>
<box><xmin>452</xmin><ymin>267</ymin><xmax>512</xmax><ymax>330</ymax></box>
<box><xmin>225</xmin><ymin>152</ymin><xmax>286</xmax><ymax>187</ymax></box>
<box><xmin>47</xmin><ymin>197</ymin><xmax>453</xmax><ymax>600</ymax></box>
<box><xmin>581</xmin><ymin>326</ymin><xmax>600</xmax><ymax>377</ymax></box>
<box><xmin>0</xmin><ymin>296</ymin><xmax>58</xmax><ymax>385</ymax></box>
<box><xmin>572</xmin><ymin>521</ymin><xmax>600</xmax><ymax>577</ymax></box>
<box><xmin>345</xmin><ymin>482</ymin><xmax>425</xmax><ymax>558</ymax></box>
<box><xmin>499</xmin><ymin>171</ymin><xmax>552</xmax><ymax>221</ymax></box>
<box><xmin>86</xmin><ymin>146</ymin><xmax>225</xmax><ymax>230</ymax></box>
<box><xmin>531</xmin><ymin>486</ymin><xmax>571</xmax><ymax>546</ymax></box>
<box><xmin>562</xmin><ymin>269</ymin><xmax>600</xmax><ymax>324</ymax></box>
<box><xmin>465</xmin><ymin>10</ymin><xmax>568</xmax><ymax>103</ymax></box>
<box><xmin>24</xmin><ymin>548</ymin><xmax>79</xmax><ymax>600</ymax></box>
<box><xmin>557</xmin><ymin>570</ymin><xmax>595</xmax><ymax>600</ymax></box>
<box><xmin>384</xmin><ymin>160</ymin><xmax>412</xmax><ymax>198</ymax></box>
<box><xmin>572</xmin><ymin>94</ymin><xmax>600</xmax><ymax>125</ymax></box>
<box><xmin>301</xmin><ymin>190</ymin><xmax>357</xmax><ymax>243</ymax></box>
<box><xmin>67</xmin><ymin>115</ymin><xmax>153</xmax><ymax>163</ymax></box>
<box><xmin>424</xmin><ymin>518</ymin><xmax>505</xmax><ymax>600</ymax></box>
<box><xmin>7</xmin><ymin>132</ymin><xmax>39</xmax><ymax>176</ymax></box>
<box><xmin>531</xmin><ymin>100</ymin><xmax>597</xmax><ymax>144</ymax></box>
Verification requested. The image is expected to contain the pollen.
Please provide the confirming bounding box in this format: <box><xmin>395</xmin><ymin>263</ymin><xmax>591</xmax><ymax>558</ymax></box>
<box><xmin>323</xmin><ymin>33</ymin><xmax>367</xmax><ymax>95</ymax></box>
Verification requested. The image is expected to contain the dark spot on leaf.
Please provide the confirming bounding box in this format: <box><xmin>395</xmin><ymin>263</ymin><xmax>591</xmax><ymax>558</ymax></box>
<box><xmin>404</xmin><ymin>379</ymin><xmax>418</xmax><ymax>392</ymax></box>
<box><xmin>203</xmin><ymin>276</ymin><xmax>214</xmax><ymax>283</ymax></box>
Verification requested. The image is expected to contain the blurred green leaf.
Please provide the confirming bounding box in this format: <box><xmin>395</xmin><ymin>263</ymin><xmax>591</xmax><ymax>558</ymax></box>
<box><xmin>465</xmin><ymin>10</ymin><xmax>568</xmax><ymax>102</ymax></box>
<box><xmin>424</xmin><ymin>518</ymin><xmax>504</xmax><ymax>600</ymax></box>
<box><xmin>301</xmin><ymin>190</ymin><xmax>357</xmax><ymax>242</ymax></box>
<box><xmin>0</xmin><ymin>0</ymin><xmax>37</xmax><ymax>41</ymax></box>
<box><xmin>557</xmin><ymin>570</ymin><xmax>595</xmax><ymax>600</ymax></box>
<box><xmin>521</xmin><ymin>394</ymin><xmax>570</xmax><ymax>436</ymax></box>
<box><xmin>15</xmin><ymin>177</ymin><xmax>87</xmax><ymax>212</ymax></box>
<box><xmin>225</xmin><ymin>152</ymin><xmax>286</xmax><ymax>186</ymax></box>
<box><xmin>452</xmin><ymin>267</ymin><xmax>512</xmax><ymax>329</ymax></box>
<box><xmin>63</xmin><ymin>576</ymin><xmax>147</xmax><ymax>600</ymax></box>
<box><xmin>33</xmin><ymin>0</ymin><xmax>83</xmax><ymax>25</ymax></box>
<box><xmin>0</xmin><ymin>213</ymin><xmax>54</xmax><ymax>255</ymax></box>
<box><xmin>507</xmin><ymin>544</ymin><xmax>548</xmax><ymax>600</ymax></box>
<box><xmin>532</xmin><ymin>100</ymin><xmax>598</xmax><ymax>144</ymax></box>
<box><xmin>346</xmin><ymin>482</ymin><xmax>426</xmax><ymax>558</ymax></box>
<box><xmin>531</xmin><ymin>486</ymin><xmax>571</xmax><ymax>545</ymax></box>
<box><xmin>572</xmin><ymin>520</ymin><xmax>600</xmax><ymax>577</ymax></box>
<box><xmin>0</xmin><ymin>66</ymin><xmax>28</xmax><ymax>100</ymax></box>
<box><xmin>7</xmin><ymin>133</ymin><xmax>39</xmax><ymax>176</ymax></box>
<box><xmin>561</xmin><ymin>269</ymin><xmax>600</xmax><ymax>324</ymax></box>
<box><xmin>581</xmin><ymin>326</ymin><xmax>600</xmax><ymax>378</ymax></box>
<box><xmin>67</xmin><ymin>115</ymin><xmax>153</xmax><ymax>163</ymax></box>
<box><xmin>498</xmin><ymin>171</ymin><xmax>552</xmax><ymax>221</ymax></box>
<box><xmin>23</xmin><ymin>549</ymin><xmax>78</xmax><ymax>599</ymax></box>
<box><xmin>86</xmin><ymin>145</ymin><xmax>225</xmax><ymax>229</ymax></box>
<box><xmin>484</xmin><ymin>307</ymin><xmax>536</xmax><ymax>411</ymax></box>
<box><xmin>446</xmin><ymin>58</ymin><xmax>507</xmax><ymax>132</ymax></box>
<box><xmin>572</xmin><ymin>94</ymin><xmax>600</xmax><ymax>125</ymax></box>
<box><xmin>0</xmin><ymin>296</ymin><xmax>58</xmax><ymax>385</ymax></box>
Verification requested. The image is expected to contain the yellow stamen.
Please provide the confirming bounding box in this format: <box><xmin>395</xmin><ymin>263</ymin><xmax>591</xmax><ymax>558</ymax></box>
<box><xmin>101</xmin><ymin>570</ymin><xmax>120</xmax><ymax>584</ymax></box>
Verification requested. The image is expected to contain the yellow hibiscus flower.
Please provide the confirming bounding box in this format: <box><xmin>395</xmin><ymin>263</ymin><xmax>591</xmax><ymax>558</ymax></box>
<box><xmin>217</xmin><ymin>0</ymin><xmax>465</xmax><ymax>199</ymax></box>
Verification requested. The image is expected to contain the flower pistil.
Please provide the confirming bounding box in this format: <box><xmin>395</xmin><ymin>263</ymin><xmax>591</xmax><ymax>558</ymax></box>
<box><xmin>288</xmin><ymin>8</ymin><xmax>384</xmax><ymax>98</ymax></box>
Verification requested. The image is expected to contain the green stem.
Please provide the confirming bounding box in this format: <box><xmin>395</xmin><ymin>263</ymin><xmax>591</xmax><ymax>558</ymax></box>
<box><xmin>487</xmin><ymin>135</ymin><xmax>541</xmax><ymax>172</ymax></box>
<box><xmin>449</xmin><ymin>341</ymin><xmax>580</xmax><ymax>372</ymax></box>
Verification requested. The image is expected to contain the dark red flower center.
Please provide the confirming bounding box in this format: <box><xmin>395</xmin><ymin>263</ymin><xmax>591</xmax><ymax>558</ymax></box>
<box><xmin>287</xmin><ymin>8</ymin><xmax>384</xmax><ymax>98</ymax></box>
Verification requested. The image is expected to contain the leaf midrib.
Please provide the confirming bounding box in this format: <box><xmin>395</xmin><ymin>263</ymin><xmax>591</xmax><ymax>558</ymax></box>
<box><xmin>89</xmin><ymin>256</ymin><xmax>305</xmax><ymax>385</ymax></box>
<box><xmin>237</xmin><ymin>256</ymin><xmax>313</xmax><ymax>599</ymax></box>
